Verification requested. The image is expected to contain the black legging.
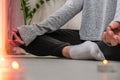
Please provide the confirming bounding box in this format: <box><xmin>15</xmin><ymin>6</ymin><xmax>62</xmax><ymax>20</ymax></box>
<box><xmin>20</xmin><ymin>29</ymin><xmax>120</xmax><ymax>61</ymax></box>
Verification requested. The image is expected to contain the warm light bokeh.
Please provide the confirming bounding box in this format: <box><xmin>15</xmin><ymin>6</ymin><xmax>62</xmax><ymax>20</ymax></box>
<box><xmin>0</xmin><ymin>0</ymin><xmax>9</xmax><ymax>80</ymax></box>
<box><xmin>0</xmin><ymin>0</ymin><xmax>8</xmax><ymax>56</ymax></box>
<box><xmin>103</xmin><ymin>59</ymin><xmax>108</xmax><ymax>65</ymax></box>
<box><xmin>0</xmin><ymin>2</ymin><xmax>23</xmax><ymax>80</ymax></box>
<box><xmin>11</xmin><ymin>61</ymin><xmax>20</xmax><ymax>70</ymax></box>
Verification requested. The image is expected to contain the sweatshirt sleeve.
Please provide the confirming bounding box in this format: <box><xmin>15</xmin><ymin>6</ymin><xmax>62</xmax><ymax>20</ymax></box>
<box><xmin>113</xmin><ymin>0</ymin><xmax>120</xmax><ymax>22</ymax></box>
<box><xmin>17</xmin><ymin>0</ymin><xmax>83</xmax><ymax>46</ymax></box>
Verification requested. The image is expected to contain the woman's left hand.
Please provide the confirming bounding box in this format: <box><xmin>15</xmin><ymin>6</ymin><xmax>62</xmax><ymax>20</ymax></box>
<box><xmin>102</xmin><ymin>21</ymin><xmax>120</xmax><ymax>46</ymax></box>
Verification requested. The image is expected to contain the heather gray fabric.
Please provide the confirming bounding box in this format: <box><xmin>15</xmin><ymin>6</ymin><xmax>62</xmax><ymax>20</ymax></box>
<box><xmin>17</xmin><ymin>0</ymin><xmax>120</xmax><ymax>46</ymax></box>
<box><xmin>69</xmin><ymin>41</ymin><xmax>105</xmax><ymax>60</ymax></box>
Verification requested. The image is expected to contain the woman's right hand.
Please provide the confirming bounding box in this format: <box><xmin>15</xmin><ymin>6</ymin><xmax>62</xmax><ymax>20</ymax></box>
<box><xmin>9</xmin><ymin>29</ymin><xmax>25</xmax><ymax>47</ymax></box>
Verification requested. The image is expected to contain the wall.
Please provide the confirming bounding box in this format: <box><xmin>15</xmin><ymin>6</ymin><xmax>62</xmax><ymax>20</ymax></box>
<box><xmin>8</xmin><ymin>0</ymin><xmax>82</xmax><ymax>54</ymax></box>
<box><xmin>9</xmin><ymin>0</ymin><xmax>82</xmax><ymax>30</ymax></box>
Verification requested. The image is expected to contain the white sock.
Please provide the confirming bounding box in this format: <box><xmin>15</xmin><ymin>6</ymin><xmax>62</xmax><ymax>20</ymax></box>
<box><xmin>69</xmin><ymin>41</ymin><xmax>105</xmax><ymax>60</ymax></box>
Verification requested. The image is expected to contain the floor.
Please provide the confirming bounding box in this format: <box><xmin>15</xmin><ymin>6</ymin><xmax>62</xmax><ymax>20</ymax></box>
<box><xmin>7</xmin><ymin>55</ymin><xmax>120</xmax><ymax>80</ymax></box>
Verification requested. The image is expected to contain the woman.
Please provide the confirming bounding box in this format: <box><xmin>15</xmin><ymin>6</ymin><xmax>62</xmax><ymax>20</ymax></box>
<box><xmin>10</xmin><ymin>0</ymin><xmax>120</xmax><ymax>61</ymax></box>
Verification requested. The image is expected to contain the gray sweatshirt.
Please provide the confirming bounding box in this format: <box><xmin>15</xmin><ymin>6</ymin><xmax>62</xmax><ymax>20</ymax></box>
<box><xmin>17</xmin><ymin>0</ymin><xmax>120</xmax><ymax>46</ymax></box>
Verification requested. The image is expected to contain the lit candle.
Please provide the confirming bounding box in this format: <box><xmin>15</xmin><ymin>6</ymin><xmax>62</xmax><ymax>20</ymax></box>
<box><xmin>97</xmin><ymin>59</ymin><xmax>115</xmax><ymax>72</ymax></box>
<box><xmin>0</xmin><ymin>0</ymin><xmax>25</xmax><ymax>80</ymax></box>
<box><xmin>0</xmin><ymin>59</ymin><xmax>25</xmax><ymax>80</ymax></box>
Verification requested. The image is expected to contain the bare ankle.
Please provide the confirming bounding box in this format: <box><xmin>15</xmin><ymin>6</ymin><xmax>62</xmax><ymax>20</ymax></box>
<box><xmin>62</xmin><ymin>46</ymin><xmax>72</xmax><ymax>58</ymax></box>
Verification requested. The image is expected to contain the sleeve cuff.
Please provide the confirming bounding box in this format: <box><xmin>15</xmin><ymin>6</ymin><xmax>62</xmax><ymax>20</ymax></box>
<box><xmin>104</xmin><ymin>43</ymin><xmax>113</xmax><ymax>47</ymax></box>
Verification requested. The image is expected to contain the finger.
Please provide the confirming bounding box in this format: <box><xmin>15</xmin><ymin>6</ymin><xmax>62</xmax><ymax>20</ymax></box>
<box><xmin>102</xmin><ymin>32</ymin><xmax>117</xmax><ymax>46</ymax></box>
<box><xmin>110</xmin><ymin>38</ymin><xmax>118</xmax><ymax>46</ymax></box>
<box><xmin>15</xmin><ymin>39</ymin><xmax>25</xmax><ymax>45</ymax></box>
<box><xmin>109</xmin><ymin>31</ymin><xmax>119</xmax><ymax>46</ymax></box>
<box><xmin>12</xmin><ymin>32</ymin><xmax>25</xmax><ymax>45</ymax></box>
<box><xmin>11</xmin><ymin>39</ymin><xmax>23</xmax><ymax>47</ymax></box>
<box><xmin>109</xmin><ymin>22</ymin><xmax>118</xmax><ymax>29</ymax></box>
<box><xmin>113</xmin><ymin>35</ymin><xmax>118</xmax><ymax>40</ymax></box>
<box><xmin>106</xmin><ymin>26</ymin><xmax>111</xmax><ymax>31</ymax></box>
<box><xmin>102</xmin><ymin>32</ymin><xmax>107</xmax><ymax>43</ymax></box>
<box><xmin>114</xmin><ymin>35</ymin><xmax>120</xmax><ymax>45</ymax></box>
<box><xmin>12</xmin><ymin>32</ymin><xmax>21</xmax><ymax>40</ymax></box>
<box><xmin>116</xmin><ymin>36</ymin><xmax>120</xmax><ymax>43</ymax></box>
<box><xmin>12</xmin><ymin>28</ymin><xmax>18</xmax><ymax>33</ymax></box>
<box><xmin>9</xmin><ymin>40</ymin><xmax>18</xmax><ymax>47</ymax></box>
<box><xmin>106</xmin><ymin>31</ymin><xmax>112</xmax><ymax>43</ymax></box>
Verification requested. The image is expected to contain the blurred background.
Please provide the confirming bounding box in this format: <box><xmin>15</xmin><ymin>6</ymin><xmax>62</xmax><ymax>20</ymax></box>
<box><xmin>8</xmin><ymin>0</ymin><xmax>82</xmax><ymax>30</ymax></box>
<box><xmin>8</xmin><ymin>0</ymin><xmax>82</xmax><ymax>55</ymax></box>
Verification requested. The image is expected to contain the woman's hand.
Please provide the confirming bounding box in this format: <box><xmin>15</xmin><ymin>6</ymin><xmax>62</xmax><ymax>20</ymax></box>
<box><xmin>102</xmin><ymin>21</ymin><xmax>120</xmax><ymax>46</ymax></box>
<box><xmin>9</xmin><ymin>29</ymin><xmax>25</xmax><ymax>47</ymax></box>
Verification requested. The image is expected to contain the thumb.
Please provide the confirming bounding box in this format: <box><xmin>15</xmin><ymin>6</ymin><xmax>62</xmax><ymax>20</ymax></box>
<box><xmin>109</xmin><ymin>22</ymin><xmax>119</xmax><ymax>29</ymax></box>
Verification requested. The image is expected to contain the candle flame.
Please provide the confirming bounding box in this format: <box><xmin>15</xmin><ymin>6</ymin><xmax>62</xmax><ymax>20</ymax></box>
<box><xmin>0</xmin><ymin>57</ymin><xmax>6</xmax><ymax>68</ymax></box>
<box><xmin>103</xmin><ymin>59</ymin><xmax>108</xmax><ymax>65</ymax></box>
<box><xmin>11</xmin><ymin>61</ymin><xmax>20</xmax><ymax>70</ymax></box>
<box><xmin>0</xmin><ymin>57</ymin><xmax>5</xmax><ymax>62</ymax></box>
